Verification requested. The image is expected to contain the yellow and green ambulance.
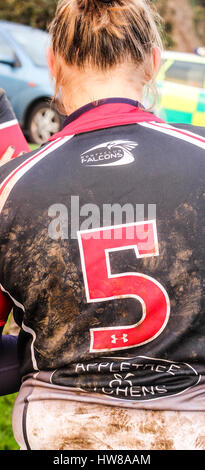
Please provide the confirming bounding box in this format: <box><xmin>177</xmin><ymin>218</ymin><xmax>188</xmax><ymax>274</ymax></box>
<box><xmin>155</xmin><ymin>51</ymin><xmax>205</xmax><ymax>126</ymax></box>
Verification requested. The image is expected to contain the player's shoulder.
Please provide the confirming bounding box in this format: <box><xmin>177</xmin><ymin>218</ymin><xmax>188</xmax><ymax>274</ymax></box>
<box><xmin>0</xmin><ymin>146</ymin><xmax>43</xmax><ymax>186</ymax></box>
<box><xmin>171</xmin><ymin>123</ymin><xmax>205</xmax><ymax>138</ymax></box>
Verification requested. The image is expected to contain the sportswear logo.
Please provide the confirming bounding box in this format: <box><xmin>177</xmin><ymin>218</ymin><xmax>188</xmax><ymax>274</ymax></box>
<box><xmin>81</xmin><ymin>140</ymin><xmax>138</xmax><ymax>167</ymax></box>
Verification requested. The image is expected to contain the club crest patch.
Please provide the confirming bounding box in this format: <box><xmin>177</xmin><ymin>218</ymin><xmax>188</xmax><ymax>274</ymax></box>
<box><xmin>81</xmin><ymin>140</ymin><xmax>138</xmax><ymax>167</ymax></box>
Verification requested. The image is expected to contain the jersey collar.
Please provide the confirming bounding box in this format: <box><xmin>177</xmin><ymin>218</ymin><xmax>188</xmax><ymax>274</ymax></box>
<box><xmin>48</xmin><ymin>97</ymin><xmax>164</xmax><ymax>142</ymax></box>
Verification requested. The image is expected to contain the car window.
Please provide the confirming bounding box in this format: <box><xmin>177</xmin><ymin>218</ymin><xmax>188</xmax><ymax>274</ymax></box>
<box><xmin>164</xmin><ymin>60</ymin><xmax>205</xmax><ymax>88</ymax></box>
<box><xmin>0</xmin><ymin>32</ymin><xmax>15</xmax><ymax>62</ymax></box>
<box><xmin>4</xmin><ymin>26</ymin><xmax>49</xmax><ymax>67</ymax></box>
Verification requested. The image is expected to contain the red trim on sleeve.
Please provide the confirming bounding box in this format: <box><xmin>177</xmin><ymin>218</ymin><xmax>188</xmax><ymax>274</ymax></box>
<box><xmin>0</xmin><ymin>288</ymin><xmax>13</xmax><ymax>327</ymax></box>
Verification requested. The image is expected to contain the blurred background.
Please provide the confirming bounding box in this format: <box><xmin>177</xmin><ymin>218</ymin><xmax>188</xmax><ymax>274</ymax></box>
<box><xmin>0</xmin><ymin>0</ymin><xmax>204</xmax><ymax>450</ymax></box>
<box><xmin>0</xmin><ymin>0</ymin><xmax>204</xmax><ymax>148</ymax></box>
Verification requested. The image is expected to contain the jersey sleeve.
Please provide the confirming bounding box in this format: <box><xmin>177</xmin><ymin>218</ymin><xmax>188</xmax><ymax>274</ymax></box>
<box><xmin>0</xmin><ymin>288</ymin><xmax>13</xmax><ymax>327</ymax></box>
<box><xmin>172</xmin><ymin>123</ymin><xmax>205</xmax><ymax>138</ymax></box>
<box><xmin>0</xmin><ymin>88</ymin><xmax>30</xmax><ymax>160</ymax></box>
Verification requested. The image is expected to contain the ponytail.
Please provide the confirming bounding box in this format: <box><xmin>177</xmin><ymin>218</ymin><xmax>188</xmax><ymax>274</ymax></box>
<box><xmin>50</xmin><ymin>0</ymin><xmax>162</xmax><ymax>68</ymax></box>
<box><xmin>49</xmin><ymin>0</ymin><xmax>163</xmax><ymax>110</ymax></box>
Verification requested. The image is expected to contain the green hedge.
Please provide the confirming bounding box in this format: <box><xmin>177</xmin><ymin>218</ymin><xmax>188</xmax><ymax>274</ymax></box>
<box><xmin>0</xmin><ymin>0</ymin><xmax>57</xmax><ymax>31</ymax></box>
<box><xmin>0</xmin><ymin>394</ymin><xmax>19</xmax><ymax>450</ymax></box>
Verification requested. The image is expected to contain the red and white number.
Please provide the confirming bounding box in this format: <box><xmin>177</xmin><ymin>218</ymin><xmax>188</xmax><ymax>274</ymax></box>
<box><xmin>77</xmin><ymin>221</ymin><xmax>170</xmax><ymax>352</ymax></box>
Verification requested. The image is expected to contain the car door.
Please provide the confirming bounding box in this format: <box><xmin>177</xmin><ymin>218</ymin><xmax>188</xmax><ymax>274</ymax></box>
<box><xmin>0</xmin><ymin>30</ymin><xmax>21</xmax><ymax>99</ymax></box>
<box><xmin>0</xmin><ymin>29</ymin><xmax>31</xmax><ymax>107</ymax></box>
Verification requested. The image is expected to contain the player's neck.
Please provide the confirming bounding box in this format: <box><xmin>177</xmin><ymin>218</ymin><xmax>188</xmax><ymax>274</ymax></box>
<box><xmin>60</xmin><ymin>62</ymin><xmax>145</xmax><ymax>115</ymax></box>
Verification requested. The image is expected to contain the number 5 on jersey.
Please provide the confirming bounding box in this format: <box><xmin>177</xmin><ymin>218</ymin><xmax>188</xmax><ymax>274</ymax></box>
<box><xmin>77</xmin><ymin>221</ymin><xmax>170</xmax><ymax>353</ymax></box>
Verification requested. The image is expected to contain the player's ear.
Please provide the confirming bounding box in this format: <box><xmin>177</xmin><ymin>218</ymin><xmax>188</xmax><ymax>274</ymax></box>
<box><xmin>46</xmin><ymin>47</ymin><xmax>56</xmax><ymax>80</ymax></box>
<box><xmin>152</xmin><ymin>46</ymin><xmax>162</xmax><ymax>78</ymax></box>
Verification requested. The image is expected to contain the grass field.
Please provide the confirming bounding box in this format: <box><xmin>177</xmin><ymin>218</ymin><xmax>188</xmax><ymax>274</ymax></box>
<box><xmin>1</xmin><ymin>318</ymin><xmax>20</xmax><ymax>450</ymax></box>
<box><xmin>30</xmin><ymin>143</ymin><xmax>39</xmax><ymax>152</ymax></box>
<box><xmin>0</xmin><ymin>394</ymin><xmax>19</xmax><ymax>450</ymax></box>
<box><xmin>0</xmin><ymin>142</ymin><xmax>39</xmax><ymax>451</ymax></box>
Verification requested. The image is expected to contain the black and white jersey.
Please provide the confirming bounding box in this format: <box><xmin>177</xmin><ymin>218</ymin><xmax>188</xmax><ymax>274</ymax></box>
<box><xmin>0</xmin><ymin>98</ymin><xmax>205</xmax><ymax>410</ymax></box>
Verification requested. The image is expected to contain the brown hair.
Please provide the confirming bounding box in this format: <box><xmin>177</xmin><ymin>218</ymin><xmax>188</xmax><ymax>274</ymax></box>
<box><xmin>49</xmin><ymin>0</ymin><xmax>163</xmax><ymax>110</ymax></box>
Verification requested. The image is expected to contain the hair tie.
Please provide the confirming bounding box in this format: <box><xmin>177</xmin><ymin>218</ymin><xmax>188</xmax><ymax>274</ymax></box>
<box><xmin>77</xmin><ymin>0</ymin><xmax>114</xmax><ymax>10</ymax></box>
<box><xmin>98</xmin><ymin>0</ymin><xmax>114</xmax><ymax>3</ymax></box>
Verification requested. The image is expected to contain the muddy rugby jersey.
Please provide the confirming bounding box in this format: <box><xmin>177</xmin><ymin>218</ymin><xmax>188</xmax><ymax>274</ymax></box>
<box><xmin>0</xmin><ymin>98</ymin><xmax>205</xmax><ymax>410</ymax></box>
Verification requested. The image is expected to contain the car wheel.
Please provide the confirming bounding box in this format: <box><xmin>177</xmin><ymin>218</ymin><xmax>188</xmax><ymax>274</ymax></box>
<box><xmin>27</xmin><ymin>101</ymin><xmax>62</xmax><ymax>145</ymax></box>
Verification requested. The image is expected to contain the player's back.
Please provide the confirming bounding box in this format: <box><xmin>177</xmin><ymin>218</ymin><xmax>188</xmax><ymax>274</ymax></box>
<box><xmin>0</xmin><ymin>99</ymin><xmax>205</xmax><ymax>411</ymax></box>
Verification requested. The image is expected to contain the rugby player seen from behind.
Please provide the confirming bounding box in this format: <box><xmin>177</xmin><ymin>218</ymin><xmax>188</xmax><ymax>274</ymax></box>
<box><xmin>0</xmin><ymin>0</ymin><xmax>205</xmax><ymax>450</ymax></box>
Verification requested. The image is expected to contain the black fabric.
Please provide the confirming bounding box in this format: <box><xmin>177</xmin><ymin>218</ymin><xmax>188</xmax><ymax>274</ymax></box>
<box><xmin>0</xmin><ymin>330</ymin><xmax>21</xmax><ymax>396</ymax></box>
<box><xmin>0</xmin><ymin>89</ymin><xmax>16</xmax><ymax>124</ymax></box>
<box><xmin>0</xmin><ymin>105</ymin><xmax>204</xmax><ymax>407</ymax></box>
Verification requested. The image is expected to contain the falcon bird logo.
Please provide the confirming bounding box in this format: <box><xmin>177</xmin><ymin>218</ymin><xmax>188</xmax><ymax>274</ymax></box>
<box><xmin>81</xmin><ymin>140</ymin><xmax>138</xmax><ymax>167</ymax></box>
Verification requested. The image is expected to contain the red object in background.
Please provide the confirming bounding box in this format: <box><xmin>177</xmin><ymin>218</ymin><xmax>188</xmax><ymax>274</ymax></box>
<box><xmin>0</xmin><ymin>121</ymin><xmax>30</xmax><ymax>160</ymax></box>
<box><xmin>0</xmin><ymin>89</ymin><xmax>30</xmax><ymax>160</ymax></box>
<box><xmin>0</xmin><ymin>288</ymin><xmax>13</xmax><ymax>327</ymax></box>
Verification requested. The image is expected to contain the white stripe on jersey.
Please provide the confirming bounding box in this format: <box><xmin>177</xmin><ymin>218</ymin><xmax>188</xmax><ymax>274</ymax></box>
<box><xmin>0</xmin><ymin>119</ymin><xmax>18</xmax><ymax>130</ymax></box>
<box><xmin>139</xmin><ymin>122</ymin><xmax>205</xmax><ymax>150</ymax></box>
<box><xmin>0</xmin><ymin>282</ymin><xmax>25</xmax><ymax>312</ymax></box>
<box><xmin>1</xmin><ymin>282</ymin><xmax>39</xmax><ymax>371</ymax></box>
<box><xmin>0</xmin><ymin>136</ymin><xmax>74</xmax><ymax>214</ymax></box>
<box><xmin>0</xmin><ymin>136</ymin><xmax>73</xmax><ymax>372</ymax></box>
<box><xmin>22</xmin><ymin>322</ymin><xmax>39</xmax><ymax>371</ymax></box>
